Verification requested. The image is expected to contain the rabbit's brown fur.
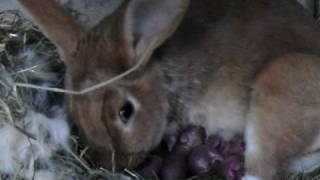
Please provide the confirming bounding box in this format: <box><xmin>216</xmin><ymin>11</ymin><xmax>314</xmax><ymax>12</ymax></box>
<box><xmin>17</xmin><ymin>0</ymin><xmax>320</xmax><ymax>179</ymax></box>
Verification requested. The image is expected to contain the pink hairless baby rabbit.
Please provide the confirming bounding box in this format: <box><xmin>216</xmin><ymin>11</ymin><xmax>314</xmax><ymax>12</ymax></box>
<box><xmin>17</xmin><ymin>0</ymin><xmax>320</xmax><ymax>179</ymax></box>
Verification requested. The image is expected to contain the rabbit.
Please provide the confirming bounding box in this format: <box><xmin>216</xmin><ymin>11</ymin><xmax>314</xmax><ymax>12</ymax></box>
<box><xmin>16</xmin><ymin>0</ymin><xmax>320</xmax><ymax>179</ymax></box>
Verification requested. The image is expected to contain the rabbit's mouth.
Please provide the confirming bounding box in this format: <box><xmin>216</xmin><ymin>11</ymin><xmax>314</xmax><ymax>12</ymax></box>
<box><xmin>89</xmin><ymin>146</ymin><xmax>148</xmax><ymax>170</ymax></box>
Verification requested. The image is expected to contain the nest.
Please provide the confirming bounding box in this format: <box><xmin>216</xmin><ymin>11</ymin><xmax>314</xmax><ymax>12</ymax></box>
<box><xmin>0</xmin><ymin>9</ymin><xmax>320</xmax><ymax>180</ymax></box>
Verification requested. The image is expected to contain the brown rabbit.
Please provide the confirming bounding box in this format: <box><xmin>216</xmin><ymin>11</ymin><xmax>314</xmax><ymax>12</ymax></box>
<box><xmin>17</xmin><ymin>0</ymin><xmax>320</xmax><ymax>179</ymax></box>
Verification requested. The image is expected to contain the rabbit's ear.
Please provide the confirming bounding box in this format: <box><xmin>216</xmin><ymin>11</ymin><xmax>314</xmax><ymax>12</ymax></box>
<box><xmin>17</xmin><ymin>0</ymin><xmax>84</xmax><ymax>56</ymax></box>
<box><xmin>119</xmin><ymin>0</ymin><xmax>190</xmax><ymax>65</ymax></box>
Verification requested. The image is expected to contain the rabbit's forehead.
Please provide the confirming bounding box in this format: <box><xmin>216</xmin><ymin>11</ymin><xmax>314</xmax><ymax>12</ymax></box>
<box><xmin>70</xmin><ymin>51</ymin><xmax>132</xmax><ymax>80</ymax></box>
<box><xmin>67</xmin><ymin>32</ymin><xmax>134</xmax><ymax>86</ymax></box>
<box><xmin>67</xmin><ymin>61</ymin><xmax>127</xmax><ymax>91</ymax></box>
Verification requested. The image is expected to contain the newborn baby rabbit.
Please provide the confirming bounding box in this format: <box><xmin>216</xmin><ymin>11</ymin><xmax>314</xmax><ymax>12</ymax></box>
<box><xmin>17</xmin><ymin>0</ymin><xmax>320</xmax><ymax>179</ymax></box>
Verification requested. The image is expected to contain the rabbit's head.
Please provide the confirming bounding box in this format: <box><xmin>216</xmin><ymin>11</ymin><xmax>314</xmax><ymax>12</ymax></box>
<box><xmin>18</xmin><ymin>0</ymin><xmax>190</xmax><ymax>168</ymax></box>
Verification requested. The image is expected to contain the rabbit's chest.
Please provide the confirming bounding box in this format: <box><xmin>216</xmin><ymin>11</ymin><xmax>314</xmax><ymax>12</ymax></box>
<box><xmin>187</xmin><ymin>83</ymin><xmax>249</xmax><ymax>139</ymax></box>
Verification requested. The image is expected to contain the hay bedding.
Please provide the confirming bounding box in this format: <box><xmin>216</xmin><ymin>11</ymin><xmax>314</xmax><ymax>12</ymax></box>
<box><xmin>0</xmin><ymin>7</ymin><xmax>320</xmax><ymax>180</ymax></box>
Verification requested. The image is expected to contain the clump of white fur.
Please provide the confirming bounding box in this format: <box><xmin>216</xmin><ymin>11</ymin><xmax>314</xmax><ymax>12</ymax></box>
<box><xmin>0</xmin><ymin>109</ymin><xmax>70</xmax><ymax>179</ymax></box>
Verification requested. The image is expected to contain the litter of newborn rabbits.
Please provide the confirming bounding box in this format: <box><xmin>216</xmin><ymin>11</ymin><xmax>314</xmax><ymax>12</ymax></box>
<box><xmin>0</xmin><ymin>9</ymin><xmax>320</xmax><ymax>180</ymax></box>
<box><xmin>136</xmin><ymin>126</ymin><xmax>244</xmax><ymax>180</ymax></box>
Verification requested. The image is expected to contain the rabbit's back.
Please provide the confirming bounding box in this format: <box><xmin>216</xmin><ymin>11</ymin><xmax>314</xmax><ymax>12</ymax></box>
<box><xmin>154</xmin><ymin>0</ymin><xmax>320</xmax><ymax>136</ymax></box>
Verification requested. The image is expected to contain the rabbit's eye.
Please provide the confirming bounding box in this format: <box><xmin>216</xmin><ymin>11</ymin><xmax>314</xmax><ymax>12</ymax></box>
<box><xmin>119</xmin><ymin>100</ymin><xmax>134</xmax><ymax>124</ymax></box>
